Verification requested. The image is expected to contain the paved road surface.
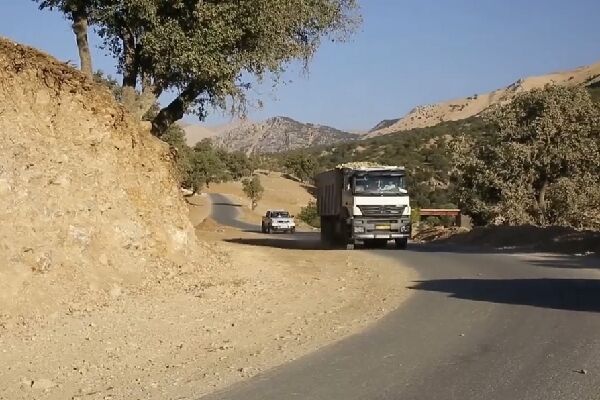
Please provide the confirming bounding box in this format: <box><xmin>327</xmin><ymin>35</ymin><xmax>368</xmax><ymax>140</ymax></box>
<box><xmin>204</xmin><ymin>194</ymin><xmax>600</xmax><ymax>400</ymax></box>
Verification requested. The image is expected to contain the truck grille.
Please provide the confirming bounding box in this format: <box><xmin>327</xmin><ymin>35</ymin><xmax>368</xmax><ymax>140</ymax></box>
<box><xmin>357</xmin><ymin>205</ymin><xmax>406</xmax><ymax>216</ymax></box>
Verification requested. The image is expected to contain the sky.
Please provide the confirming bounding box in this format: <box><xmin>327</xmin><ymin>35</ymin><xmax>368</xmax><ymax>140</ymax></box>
<box><xmin>1</xmin><ymin>0</ymin><xmax>600</xmax><ymax>131</ymax></box>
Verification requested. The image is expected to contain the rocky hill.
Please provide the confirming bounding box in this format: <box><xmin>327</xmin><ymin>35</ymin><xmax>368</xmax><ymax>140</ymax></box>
<box><xmin>0</xmin><ymin>38</ymin><xmax>210</xmax><ymax>317</ymax></box>
<box><xmin>368</xmin><ymin>61</ymin><xmax>600</xmax><ymax>137</ymax></box>
<box><xmin>212</xmin><ymin>116</ymin><xmax>359</xmax><ymax>154</ymax></box>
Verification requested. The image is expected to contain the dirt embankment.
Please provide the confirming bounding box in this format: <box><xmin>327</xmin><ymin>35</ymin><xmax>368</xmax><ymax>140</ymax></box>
<box><xmin>0</xmin><ymin>39</ymin><xmax>415</xmax><ymax>400</ymax></box>
<box><xmin>0</xmin><ymin>37</ymin><xmax>210</xmax><ymax>319</ymax></box>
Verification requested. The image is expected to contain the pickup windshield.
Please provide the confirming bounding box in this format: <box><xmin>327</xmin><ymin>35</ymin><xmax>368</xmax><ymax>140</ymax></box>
<box><xmin>271</xmin><ymin>211</ymin><xmax>290</xmax><ymax>218</ymax></box>
<box><xmin>353</xmin><ymin>175</ymin><xmax>407</xmax><ymax>195</ymax></box>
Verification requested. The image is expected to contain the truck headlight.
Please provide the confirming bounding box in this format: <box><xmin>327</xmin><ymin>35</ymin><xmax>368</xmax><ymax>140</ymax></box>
<box><xmin>354</xmin><ymin>226</ymin><xmax>365</xmax><ymax>233</ymax></box>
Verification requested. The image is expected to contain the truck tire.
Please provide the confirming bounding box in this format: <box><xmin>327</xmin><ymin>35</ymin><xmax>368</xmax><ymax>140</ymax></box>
<box><xmin>290</xmin><ymin>227</ymin><xmax>296</xmax><ymax>234</ymax></box>
<box><xmin>261</xmin><ymin>223</ymin><xmax>266</xmax><ymax>233</ymax></box>
<box><xmin>395</xmin><ymin>238</ymin><xmax>408</xmax><ymax>250</ymax></box>
<box><xmin>266</xmin><ymin>224</ymin><xmax>272</xmax><ymax>234</ymax></box>
<box><xmin>321</xmin><ymin>216</ymin><xmax>336</xmax><ymax>248</ymax></box>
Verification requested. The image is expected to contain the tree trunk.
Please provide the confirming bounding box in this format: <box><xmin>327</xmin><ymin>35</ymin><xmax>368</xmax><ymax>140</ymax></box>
<box><xmin>121</xmin><ymin>30</ymin><xmax>138</xmax><ymax>89</ymax></box>
<box><xmin>537</xmin><ymin>178</ymin><xmax>549</xmax><ymax>226</ymax></box>
<box><xmin>121</xmin><ymin>30</ymin><xmax>140</xmax><ymax>117</ymax></box>
<box><xmin>151</xmin><ymin>82</ymin><xmax>203</xmax><ymax>137</ymax></box>
<box><xmin>71</xmin><ymin>10</ymin><xmax>92</xmax><ymax>78</ymax></box>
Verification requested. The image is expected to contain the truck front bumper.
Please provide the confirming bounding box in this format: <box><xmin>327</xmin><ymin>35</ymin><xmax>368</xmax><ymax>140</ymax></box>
<box><xmin>351</xmin><ymin>218</ymin><xmax>411</xmax><ymax>240</ymax></box>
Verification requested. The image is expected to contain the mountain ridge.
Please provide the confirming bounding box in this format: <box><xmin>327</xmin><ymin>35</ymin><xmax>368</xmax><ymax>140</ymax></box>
<box><xmin>367</xmin><ymin>61</ymin><xmax>600</xmax><ymax>137</ymax></box>
<box><xmin>208</xmin><ymin>116</ymin><xmax>359</xmax><ymax>154</ymax></box>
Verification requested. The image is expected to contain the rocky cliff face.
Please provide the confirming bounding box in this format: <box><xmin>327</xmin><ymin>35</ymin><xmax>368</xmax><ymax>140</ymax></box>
<box><xmin>213</xmin><ymin>116</ymin><xmax>358</xmax><ymax>154</ymax></box>
<box><xmin>0</xmin><ymin>38</ymin><xmax>209</xmax><ymax>316</ymax></box>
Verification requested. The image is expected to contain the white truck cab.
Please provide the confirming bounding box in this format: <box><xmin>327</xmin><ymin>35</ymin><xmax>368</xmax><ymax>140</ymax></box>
<box><xmin>315</xmin><ymin>164</ymin><xmax>411</xmax><ymax>249</ymax></box>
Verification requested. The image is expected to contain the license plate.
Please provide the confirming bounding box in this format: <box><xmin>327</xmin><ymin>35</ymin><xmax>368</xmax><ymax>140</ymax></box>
<box><xmin>376</xmin><ymin>224</ymin><xmax>391</xmax><ymax>230</ymax></box>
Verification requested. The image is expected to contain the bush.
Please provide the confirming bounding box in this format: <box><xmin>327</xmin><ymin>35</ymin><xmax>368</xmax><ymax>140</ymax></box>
<box><xmin>298</xmin><ymin>201</ymin><xmax>320</xmax><ymax>228</ymax></box>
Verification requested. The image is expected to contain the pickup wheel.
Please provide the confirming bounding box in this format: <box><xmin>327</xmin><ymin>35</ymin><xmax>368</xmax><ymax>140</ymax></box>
<box><xmin>290</xmin><ymin>227</ymin><xmax>296</xmax><ymax>234</ymax></box>
<box><xmin>261</xmin><ymin>223</ymin><xmax>266</xmax><ymax>233</ymax></box>
<box><xmin>266</xmin><ymin>224</ymin><xmax>272</xmax><ymax>234</ymax></box>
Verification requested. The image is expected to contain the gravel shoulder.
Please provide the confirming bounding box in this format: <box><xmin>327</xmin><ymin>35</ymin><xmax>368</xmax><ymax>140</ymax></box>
<box><xmin>0</xmin><ymin>200</ymin><xmax>415</xmax><ymax>400</ymax></box>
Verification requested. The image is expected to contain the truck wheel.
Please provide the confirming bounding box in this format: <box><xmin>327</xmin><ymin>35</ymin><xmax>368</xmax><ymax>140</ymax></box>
<box><xmin>395</xmin><ymin>238</ymin><xmax>408</xmax><ymax>250</ymax></box>
<box><xmin>266</xmin><ymin>225</ymin><xmax>272</xmax><ymax>234</ymax></box>
<box><xmin>290</xmin><ymin>227</ymin><xmax>296</xmax><ymax>234</ymax></box>
<box><xmin>261</xmin><ymin>223</ymin><xmax>266</xmax><ymax>233</ymax></box>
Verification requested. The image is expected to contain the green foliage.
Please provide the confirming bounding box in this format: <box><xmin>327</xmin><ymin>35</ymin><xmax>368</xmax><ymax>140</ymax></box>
<box><xmin>284</xmin><ymin>153</ymin><xmax>317</xmax><ymax>182</ymax></box>
<box><xmin>588</xmin><ymin>81</ymin><xmax>600</xmax><ymax>103</ymax></box>
<box><xmin>242</xmin><ymin>175</ymin><xmax>264</xmax><ymax>210</ymax></box>
<box><xmin>273</xmin><ymin>117</ymin><xmax>487</xmax><ymax>209</ymax></box>
<box><xmin>221</xmin><ymin>151</ymin><xmax>256</xmax><ymax>180</ymax></box>
<box><xmin>38</xmin><ymin>0</ymin><xmax>360</xmax><ymax>134</ymax></box>
<box><xmin>298</xmin><ymin>201</ymin><xmax>320</xmax><ymax>228</ymax></box>
<box><xmin>452</xmin><ymin>85</ymin><xmax>600</xmax><ymax>228</ymax></box>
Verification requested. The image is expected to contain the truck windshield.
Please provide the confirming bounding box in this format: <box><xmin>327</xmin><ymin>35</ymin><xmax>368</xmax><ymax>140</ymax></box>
<box><xmin>272</xmin><ymin>211</ymin><xmax>290</xmax><ymax>218</ymax></box>
<box><xmin>353</xmin><ymin>175</ymin><xmax>407</xmax><ymax>195</ymax></box>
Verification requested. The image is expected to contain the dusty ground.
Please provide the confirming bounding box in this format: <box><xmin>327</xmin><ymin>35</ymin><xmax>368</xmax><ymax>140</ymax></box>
<box><xmin>0</xmin><ymin>203</ymin><xmax>415</xmax><ymax>400</ymax></box>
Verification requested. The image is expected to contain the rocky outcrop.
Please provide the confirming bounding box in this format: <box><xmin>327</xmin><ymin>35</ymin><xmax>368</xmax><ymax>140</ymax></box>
<box><xmin>213</xmin><ymin>116</ymin><xmax>358</xmax><ymax>154</ymax></box>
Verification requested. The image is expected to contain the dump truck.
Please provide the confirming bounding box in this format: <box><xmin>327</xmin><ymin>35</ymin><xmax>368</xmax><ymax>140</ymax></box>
<box><xmin>315</xmin><ymin>163</ymin><xmax>411</xmax><ymax>249</ymax></box>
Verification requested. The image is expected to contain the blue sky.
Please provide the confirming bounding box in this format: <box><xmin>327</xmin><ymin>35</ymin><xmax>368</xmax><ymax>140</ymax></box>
<box><xmin>2</xmin><ymin>0</ymin><xmax>600</xmax><ymax>131</ymax></box>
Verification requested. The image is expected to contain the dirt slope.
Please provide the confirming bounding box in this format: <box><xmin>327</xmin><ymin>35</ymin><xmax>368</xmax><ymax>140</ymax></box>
<box><xmin>206</xmin><ymin>171</ymin><xmax>314</xmax><ymax>221</ymax></box>
<box><xmin>0</xmin><ymin>37</ymin><xmax>208</xmax><ymax>317</ymax></box>
<box><xmin>368</xmin><ymin>61</ymin><xmax>600</xmax><ymax>137</ymax></box>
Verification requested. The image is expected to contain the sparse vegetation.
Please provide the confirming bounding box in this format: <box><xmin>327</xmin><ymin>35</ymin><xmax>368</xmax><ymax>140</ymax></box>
<box><xmin>298</xmin><ymin>201</ymin><xmax>320</xmax><ymax>228</ymax></box>
<box><xmin>284</xmin><ymin>153</ymin><xmax>318</xmax><ymax>183</ymax></box>
<box><xmin>242</xmin><ymin>175</ymin><xmax>265</xmax><ymax>210</ymax></box>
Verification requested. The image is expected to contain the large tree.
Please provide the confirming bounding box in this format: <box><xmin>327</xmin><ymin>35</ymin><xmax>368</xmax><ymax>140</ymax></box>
<box><xmin>36</xmin><ymin>0</ymin><xmax>96</xmax><ymax>77</ymax></box>
<box><xmin>37</xmin><ymin>0</ymin><xmax>359</xmax><ymax>134</ymax></box>
<box><xmin>453</xmin><ymin>85</ymin><xmax>600</xmax><ymax>227</ymax></box>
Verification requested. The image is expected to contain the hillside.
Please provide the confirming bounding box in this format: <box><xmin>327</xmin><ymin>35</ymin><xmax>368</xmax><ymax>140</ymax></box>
<box><xmin>212</xmin><ymin>116</ymin><xmax>359</xmax><ymax>154</ymax></box>
<box><xmin>206</xmin><ymin>171</ymin><xmax>314</xmax><ymax>221</ymax></box>
<box><xmin>0</xmin><ymin>38</ymin><xmax>209</xmax><ymax>317</ymax></box>
<box><xmin>368</xmin><ymin>61</ymin><xmax>600</xmax><ymax>137</ymax></box>
<box><xmin>179</xmin><ymin>121</ymin><xmax>218</xmax><ymax>145</ymax></box>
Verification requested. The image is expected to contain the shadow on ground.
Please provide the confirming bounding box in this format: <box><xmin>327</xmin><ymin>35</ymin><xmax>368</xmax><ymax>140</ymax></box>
<box><xmin>410</xmin><ymin>278</ymin><xmax>600</xmax><ymax>312</ymax></box>
<box><xmin>224</xmin><ymin>234</ymin><xmax>325</xmax><ymax>251</ymax></box>
<box><xmin>411</xmin><ymin>243</ymin><xmax>600</xmax><ymax>270</ymax></box>
<box><xmin>213</xmin><ymin>202</ymin><xmax>243</xmax><ymax>207</ymax></box>
<box><xmin>224</xmin><ymin>236</ymin><xmax>411</xmax><ymax>251</ymax></box>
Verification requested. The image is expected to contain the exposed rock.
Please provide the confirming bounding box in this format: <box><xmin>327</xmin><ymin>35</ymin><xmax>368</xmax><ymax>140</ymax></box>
<box><xmin>212</xmin><ymin>116</ymin><xmax>358</xmax><ymax>154</ymax></box>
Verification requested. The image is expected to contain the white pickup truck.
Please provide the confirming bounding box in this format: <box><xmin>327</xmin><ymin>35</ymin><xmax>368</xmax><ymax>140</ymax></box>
<box><xmin>261</xmin><ymin>210</ymin><xmax>296</xmax><ymax>234</ymax></box>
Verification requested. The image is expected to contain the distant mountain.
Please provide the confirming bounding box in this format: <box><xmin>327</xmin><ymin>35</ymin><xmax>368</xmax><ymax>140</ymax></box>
<box><xmin>368</xmin><ymin>61</ymin><xmax>600</xmax><ymax>137</ymax></box>
<box><xmin>179</xmin><ymin>122</ymin><xmax>217</xmax><ymax>146</ymax></box>
<box><xmin>212</xmin><ymin>116</ymin><xmax>359</xmax><ymax>154</ymax></box>
<box><xmin>368</xmin><ymin>118</ymin><xmax>400</xmax><ymax>133</ymax></box>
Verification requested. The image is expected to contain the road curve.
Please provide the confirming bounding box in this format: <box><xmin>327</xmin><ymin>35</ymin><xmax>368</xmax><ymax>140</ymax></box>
<box><xmin>203</xmin><ymin>194</ymin><xmax>600</xmax><ymax>400</ymax></box>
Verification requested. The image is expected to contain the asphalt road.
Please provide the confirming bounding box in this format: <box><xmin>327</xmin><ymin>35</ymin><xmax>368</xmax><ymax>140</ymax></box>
<box><xmin>204</xmin><ymin>194</ymin><xmax>600</xmax><ymax>400</ymax></box>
